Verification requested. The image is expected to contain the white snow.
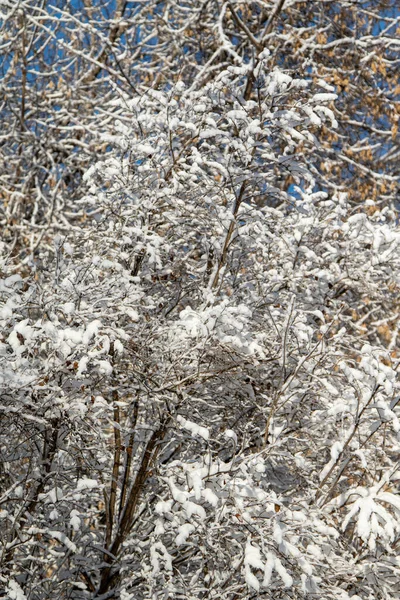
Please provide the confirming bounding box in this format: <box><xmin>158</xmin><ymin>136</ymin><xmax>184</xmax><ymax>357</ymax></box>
<box><xmin>76</xmin><ymin>478</ymin><xmax>98</xmax><ymax>490</ymax></box>
<box><xmin>69</xmin><ymin>510</ymin><xmax>81</xmax><ymax>531</ymax></box>
<box><xmin>177</xmin><ymin>415</ymin><xmax>209</xmax><ymax>441</ymax></box>
<box><xmin>49</xmin><ymin>530</ymin><xmax>77</xmax><ymax>552</ymax></box>
<box><xmin>319</xmin><ymin>441</ymin><xmax>343</xmax><ymax>481</ymax></box>
<box><xmin>175</xmin><ymin>523</ymin><xmax>195</xmax><ymax>546</ymax></box>
<box><xmin>7</xmin><ymin>581</ymin><xmax>27</xmax><ymax>600</ymax></box>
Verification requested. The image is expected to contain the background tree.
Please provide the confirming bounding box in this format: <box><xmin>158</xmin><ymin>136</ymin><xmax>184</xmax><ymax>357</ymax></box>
<box><xmin>0</xmin><ymin>1</ymin><xmax>400</xmax><ymax>599</ymax></box>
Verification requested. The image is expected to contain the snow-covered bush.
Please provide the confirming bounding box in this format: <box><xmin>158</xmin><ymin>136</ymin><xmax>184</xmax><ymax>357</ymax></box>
<box><xmin>1</xmin><ymin>9</ymin><xmax>400</xmax><ymax>600</ymax></box>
